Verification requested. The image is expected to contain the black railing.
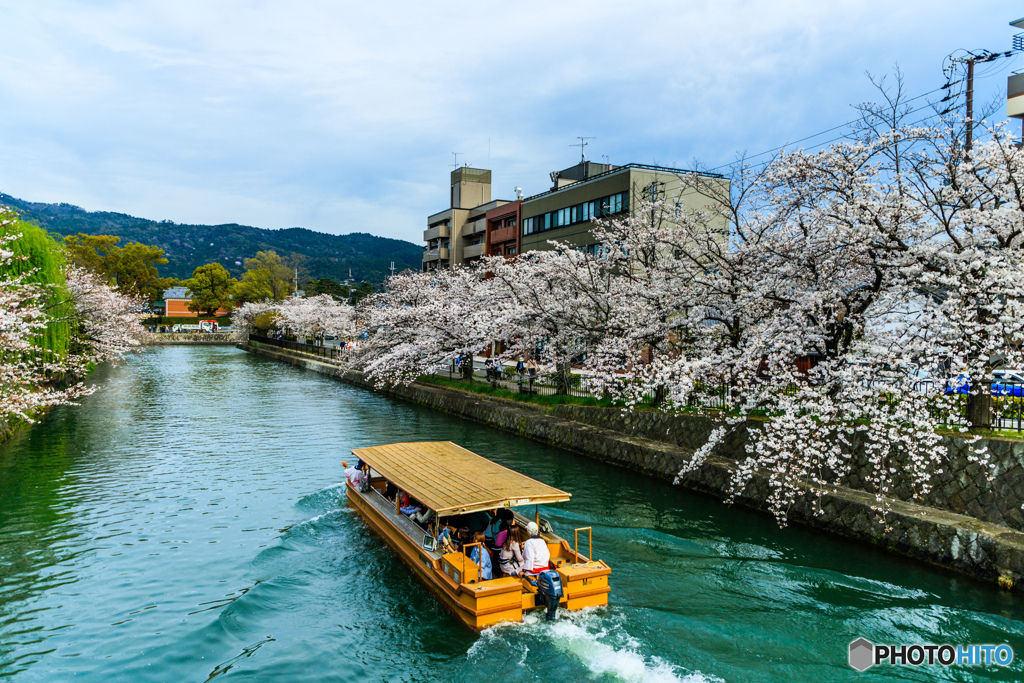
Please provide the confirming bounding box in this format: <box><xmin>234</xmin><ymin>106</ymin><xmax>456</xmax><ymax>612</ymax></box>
<box><xmin>248</xmin><ymin>333</ymin><xmax>345</xmax><ymax>361</ymax></box>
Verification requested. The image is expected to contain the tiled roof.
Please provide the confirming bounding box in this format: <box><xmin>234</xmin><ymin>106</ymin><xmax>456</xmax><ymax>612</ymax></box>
<box><xmin>163</xmin><ymin>287</ymin><xmax>191</xmax><ymax>300</ymax></box>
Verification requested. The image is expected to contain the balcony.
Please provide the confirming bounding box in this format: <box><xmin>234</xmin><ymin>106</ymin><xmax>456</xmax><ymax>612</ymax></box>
<box><xmin>422</xmin><ymin>248</ymin><xmax>449</xmax><ymax>263</ymax></box>
<box><xmin>424</xmin><ymin>224</ymin><xmax>450</xmax><ymax>241</ymax></box>
<box><xmin>490</xmin><ymin>225</ymin><xmax>518</xmax><ymax>244</ymax></box>
<box><xmin>463</xmin><ymin>243</ymin><xmax>484</xmax><ymax>259</ymax></box>
<box><xmin>465</xmin><ymin>220</ymin><xmax>486</xmax><ymax>235</ymax></box>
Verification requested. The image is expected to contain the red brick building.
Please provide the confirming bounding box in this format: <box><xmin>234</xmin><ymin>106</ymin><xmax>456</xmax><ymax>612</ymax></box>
<box><xmin>485</xmin><ymin>200</ymin><xmax>521</xmax><ymax>257</ymax></box>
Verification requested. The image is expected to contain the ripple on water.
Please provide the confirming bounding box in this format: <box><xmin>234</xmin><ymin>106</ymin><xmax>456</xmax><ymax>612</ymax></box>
<box><xmin>2</xmin><ymin>346</ymin><xmax>1024</xmax><ymax>682</ymax></box>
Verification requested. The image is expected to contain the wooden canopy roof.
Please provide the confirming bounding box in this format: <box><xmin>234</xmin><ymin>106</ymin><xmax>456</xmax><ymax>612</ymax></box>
<box><xmin>350</xmin><ymin>441</ymin><xmax>570</xmax><ymax>516</ymax></box>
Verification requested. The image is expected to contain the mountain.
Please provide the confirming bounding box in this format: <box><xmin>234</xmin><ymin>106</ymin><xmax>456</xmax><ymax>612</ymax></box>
<box><xmin>0</xmin><ymin>193</ymin><xmax>422</xmax><ymax>283</ymax></box>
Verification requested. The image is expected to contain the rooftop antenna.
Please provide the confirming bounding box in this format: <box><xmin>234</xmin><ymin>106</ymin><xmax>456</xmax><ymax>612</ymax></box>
<box><xmin>572</xmin><ymin>136</ymin><xmax>595</xmax><ymax>162</ymax></box>
<box><xmin>451</xmin><ymin>152</ymin><xmax>463</xmax><ymax>169</ymax></box>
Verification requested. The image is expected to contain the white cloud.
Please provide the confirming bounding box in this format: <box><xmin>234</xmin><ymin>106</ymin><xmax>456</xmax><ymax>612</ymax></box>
<box><xmin>0</xmin><ymin>0</ymin><xmax>1019</xmax><ymax>244</ymax></box>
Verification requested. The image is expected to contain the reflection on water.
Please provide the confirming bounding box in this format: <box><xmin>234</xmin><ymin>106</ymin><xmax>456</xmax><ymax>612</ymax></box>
<box><xmin>0</xmin><ymin>346</ymin><xmax>1022</xmax><ymax>682</ymax></box>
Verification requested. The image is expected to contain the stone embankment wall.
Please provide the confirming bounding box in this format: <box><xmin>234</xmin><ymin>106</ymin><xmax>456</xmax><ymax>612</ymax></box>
<box><xmin>552</xmin><ymin>406</ymin><xmax>1024</xmax><ymax>533</ymax></box>
<box><xmin>147</xmin><ymin>333</ymin><xmax>242</xmax><ymax>346</ymax></box>
<box><xmin>239</xmin><ymin>340</ymin><xmax>1024</xmax><ymax>593</ymax></box>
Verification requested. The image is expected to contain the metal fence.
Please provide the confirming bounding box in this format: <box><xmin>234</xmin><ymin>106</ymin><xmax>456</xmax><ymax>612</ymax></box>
<box><xmin>865</xmin><ymin>377</ymin><xmax>1024</xmax><ymax>432</ymax></box>
<box><xmin>249</xmin><ymin>333</ymin><xmax>346</xmax><ymax>361</ymax></box>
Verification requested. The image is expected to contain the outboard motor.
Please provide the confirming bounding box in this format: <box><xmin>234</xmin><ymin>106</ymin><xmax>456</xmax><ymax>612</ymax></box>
<box><xmin>535</xmin><ymin>569</ymin><xmax>563</xmax><ymax>621</ymax></box>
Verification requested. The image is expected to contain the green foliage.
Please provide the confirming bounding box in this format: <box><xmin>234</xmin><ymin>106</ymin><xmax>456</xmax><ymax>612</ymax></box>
<box><xmin>252</xmin><ymin>311</ymin><xmax>278</xmax><ymax>333</ymax></box>
<box><xmin>2</xmin><ymin>192</ymin><xmax>422</xmax><ymax>284</ymax></box>
<box><xmin>0</xmin><ymin>215</ymin><xmax>71</xmax><ymax>357</ymax></box>
<box><xmin>420</xmin><ymin>376</ymin><xmax>613</xmax><ymax>408</ymax></box>
<box><xmin>235</xmin><ymin>251</ymin><xmax>293</xmax><ymax>302</ymax></box>
<box><xmin>182</xmin><ymin>262</ymin><xmax>237</xmax><ymax>316</ymax></box>
<box><xmin>303</xmin><ymin>277</ymin><xmax>374</xmax><ymax>304</ymax></box>
<box><xmin>63</xmin><ymin>233</ymin><xmax>175</xmax><ymax>303</ymax></box>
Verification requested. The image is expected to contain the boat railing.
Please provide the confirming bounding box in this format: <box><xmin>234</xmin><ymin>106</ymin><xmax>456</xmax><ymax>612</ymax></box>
<box><xmin>574</xmin><ymin>527</ymin><xmax>593</xmax><ymax>564</ymax></box>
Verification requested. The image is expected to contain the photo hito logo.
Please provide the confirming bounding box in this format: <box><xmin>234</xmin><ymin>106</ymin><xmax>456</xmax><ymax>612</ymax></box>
<box><xmin>849</xmin><ymin>638</ymin><xmax>1014</xmax><ymax>671</ymax></box>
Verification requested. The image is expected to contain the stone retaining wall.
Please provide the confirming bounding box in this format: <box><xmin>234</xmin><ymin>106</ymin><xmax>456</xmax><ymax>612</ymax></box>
<box><xmin>147</xmin><ymin>333</ymin><xmax>242</xmax><ymax>345</ymax></box>
<box><xmin>239</xmin><ymin>341</ymin><xmax>1024</xmax><ymax>593</ymax></box>
<box><xmin>551</xmin><ymin>406</ymin><xmax>1024</xmax><ymax>532</ymax></box>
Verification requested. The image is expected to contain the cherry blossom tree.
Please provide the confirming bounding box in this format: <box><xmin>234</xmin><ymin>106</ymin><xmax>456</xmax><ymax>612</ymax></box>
<box><xmin>276</xmin><ymin>294</ymin><xmax>356</xmax><ymax>345</ymax></box>
<box><xmin>0</xmin><ymin>207</ymin><xmax>147</xmax><ymax>424</ymax></box>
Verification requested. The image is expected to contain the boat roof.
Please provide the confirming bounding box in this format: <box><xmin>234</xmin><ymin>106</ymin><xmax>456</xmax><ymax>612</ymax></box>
<box><xmin>350</xmin><ymin>441</ymin><xmax>571</xmax><ymax>516</ymax></box>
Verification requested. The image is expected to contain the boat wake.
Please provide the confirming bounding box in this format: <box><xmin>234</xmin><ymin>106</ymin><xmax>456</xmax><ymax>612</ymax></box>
<box><xmin>295</xmin><ymin>482</ymin><xmax>347</xmax><ymax>513</ymax></box>
<box><xmin>468</xmin><ymin>608</ymin><xmax>717</xmax><ymax>682</ymax></box>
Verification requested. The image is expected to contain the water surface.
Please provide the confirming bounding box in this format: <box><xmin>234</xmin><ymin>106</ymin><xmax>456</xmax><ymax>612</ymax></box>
<box><xmin>1</xmin><ymin>346</ymin><xmax>1022</xmax><ymax>682</ymax></box>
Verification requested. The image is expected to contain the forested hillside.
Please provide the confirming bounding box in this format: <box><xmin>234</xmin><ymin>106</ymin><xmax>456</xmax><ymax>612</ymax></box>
<box><xmin>0</xmin><ymin>193</ymin><xmax>422</xmax><ymax>282</ymax></box>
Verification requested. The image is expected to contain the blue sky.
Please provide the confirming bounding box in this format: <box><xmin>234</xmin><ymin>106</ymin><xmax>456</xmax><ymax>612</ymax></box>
<box><xmin>0</xmin><ymin>1</ymin><xmax>1020</xmax><ymax>244</ymax></box>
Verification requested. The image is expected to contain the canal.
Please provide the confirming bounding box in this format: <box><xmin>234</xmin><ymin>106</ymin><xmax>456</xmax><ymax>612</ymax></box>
<box><xmin>1</xmin><ymin>346</ymin><xmax>1022</xmax><ymax>682</ymax></box>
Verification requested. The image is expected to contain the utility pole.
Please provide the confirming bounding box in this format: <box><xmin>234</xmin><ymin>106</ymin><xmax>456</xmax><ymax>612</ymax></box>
<box><xmin>966</xmin><ymin>57</ymin><xmax>975</xmax><ymax>151</ymax></box>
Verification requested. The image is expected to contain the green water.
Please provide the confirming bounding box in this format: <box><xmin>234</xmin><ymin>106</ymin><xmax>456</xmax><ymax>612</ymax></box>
<box><xmin>1</xmin><ymin>346</ymin><xmax>1022</xmax><ymax>682</ymax></box>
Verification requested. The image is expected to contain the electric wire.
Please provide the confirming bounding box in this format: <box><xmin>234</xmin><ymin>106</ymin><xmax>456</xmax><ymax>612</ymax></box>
<box><xmin>710</xmin><ymin>49</ymin><xmax>1022</xmax><ymax>174</ymax></box>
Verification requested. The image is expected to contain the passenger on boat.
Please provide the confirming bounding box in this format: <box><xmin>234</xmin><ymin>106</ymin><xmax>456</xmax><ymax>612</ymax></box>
<box><xmin>464</xmin><ymin>510</ymin><xmax>492</xmax><ymax>535</ymax></box>
<box><xmin>519</xmin><ymin>522</ymin><xmax>550</xmax><ymax>575</ymax></box>
<box><xmin>488</xmin><ymin>509</ymin><xmax>513</xmax><ymax>542</ymax></box>
<box><xmin>497</xmin><ymin>524</ymin><xmax>525</xmax><ymax>576</ymax></box>
<box><xmin>343</xmin><ymin>462</ymin><xmax>365</xmax><ymax>489</ymax></box>
<box><xmin>469</xmin><ymin>532</ymin><xmax>493</xmax><ymax>580</ymax></box>
<box><xmin>411</xmin><ymin>508</ymin><xmax>434</xmax><ymax>525</ymax></box>
<box><xmin>493</xmin><ymin>521</ymin><xmax>509</xmax><ymax>549</ymax></box>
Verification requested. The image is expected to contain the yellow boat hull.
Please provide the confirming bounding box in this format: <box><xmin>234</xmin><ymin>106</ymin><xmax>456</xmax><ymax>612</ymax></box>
<box><xmin>346</xmin><ymin>482</ymin><xmax>610</xmax><ymax>629</ymax></box>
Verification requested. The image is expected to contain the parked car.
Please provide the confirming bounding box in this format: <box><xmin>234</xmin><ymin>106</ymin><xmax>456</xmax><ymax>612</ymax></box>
<box><xmin>944</xmin><ymin>370</ymin><xmax>1024</xmax><ymax>397</ymax></box>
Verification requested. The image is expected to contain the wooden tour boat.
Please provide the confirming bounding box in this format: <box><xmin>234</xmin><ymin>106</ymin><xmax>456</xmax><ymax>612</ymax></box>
<box><xmin>344</xmin><ymin>441</ymin><xmax>611</xmax><ymax>629</ymax></box>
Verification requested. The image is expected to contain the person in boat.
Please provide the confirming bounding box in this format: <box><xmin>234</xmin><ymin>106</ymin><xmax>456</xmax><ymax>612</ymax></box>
<box><xmin>469</xmin><ymin>531</ymin><xmax>493</xmax><ymax>580</ymax></box>
<box><xmin>493</xmin><ymin>520</ymin><xmax>509</xmax><ymax>549</ymax></box>
<box><xmin>519</xmin><ymin>522</ymin><xmax>550</xmax><ymax>575</ymax></box>
<box><xmin>411</xmin><ymin>507</ymin><xmax>434</xmax><ymax>525</ymax></box>
<box><xmin>488</xmin><ymin>509</ymin><xmax>513</xmax><ymax>543</ymax></box>
<box><xmin>343</xmin><ymin>461</ymin><xmax>365</xmax><ymax>489</ymax></box>
<box><xmin>497</xmin><ymin>524</ymin><xmax>525</xmax><ymax>577</ymax></box>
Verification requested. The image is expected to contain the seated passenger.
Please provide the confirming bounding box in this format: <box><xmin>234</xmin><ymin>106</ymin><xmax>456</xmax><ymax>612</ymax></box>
<box><xmin>411</xmin><ymin>508</ymin><xmax>434</xmax><ymax>525</ymax></box>
<box><xmin>519</xmin><ymin>522</ymin><xmax>550</xmax><ymax>575</ymax></box>
<box><xmin>487</xmin><ymin>508</ymin><xmax>514</xmax><ymax>541</ymax></box>
<box><xmin>497</xmin><ymin>525</ymin><xmax>525</xmax><ymax>577</ymax></box>
<box><xmin>464</xmin><ymin>510</ymin><xmax>492</xmax><ymax>535</ymax></box>
<box><xmin>469</xmin><ymin>531</ymin><xmax>493</xmax><ymax>581</ymax></box>
<box><xmin>493</xmin><ymin>520</ymin><xmax>510</xmax><ymax>549</ymax></box>
<box><xmin>400</xmin><ymin>498</ymin><xmax>422</xmax><ymax>516</ymax></box>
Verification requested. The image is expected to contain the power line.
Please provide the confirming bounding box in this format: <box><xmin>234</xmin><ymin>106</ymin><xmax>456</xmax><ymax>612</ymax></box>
<box><xmin>708</xmin><ymin>82</ymin><xmax>960</xmax><ymax>173</ymax></box>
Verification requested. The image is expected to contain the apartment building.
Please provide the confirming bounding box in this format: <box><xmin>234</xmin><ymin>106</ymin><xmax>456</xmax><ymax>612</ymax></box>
<box><xmin>423</xmin><ymin>159</ymin><xmax>728</xmax><ymax>267</ymax></box>
<box><xmin>423</xmin><ymin>167</ymin><xmax>508</xmax><ymax>271</ymax></box>
<box><xmin>520</xmin><ymin>161</ymin><xmax>728</xmax><ymax>253</ymax></box>
<box><xmin>485</xmin><ymin>200</ymin><xmax>521</xmax><ymax>257</ymax></box>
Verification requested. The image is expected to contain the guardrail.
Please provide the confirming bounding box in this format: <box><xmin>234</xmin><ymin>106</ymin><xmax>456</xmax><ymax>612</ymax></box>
<box><xmin>248</xmin><ymin>333</ymin><xmax>345</xmax><ymax>360</ymax></box>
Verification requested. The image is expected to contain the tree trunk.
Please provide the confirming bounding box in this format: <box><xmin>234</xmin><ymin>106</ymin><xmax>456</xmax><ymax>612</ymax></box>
<box><xmin>967</xmin><ymin>391</ymin><xmax>993</xmax><ymax>430</ymax></box>
<box><xmin>462</xmin><ymin>358</ymin><xmax>473</xmax><ymax>382</ymax></box>
<box><xmin>555</xmin><ymin>361</ymin><xmax>572</xmax><ymax>395</ymax></box>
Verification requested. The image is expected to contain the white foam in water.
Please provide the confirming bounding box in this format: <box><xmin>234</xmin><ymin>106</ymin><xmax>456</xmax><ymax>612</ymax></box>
<box><xmin>468</xmin><ymin>608</ymin><xmax>716</xmax><ymax>683</ymax></box>
<box><xmin>548</xmin><ymin>612</ymin><xmax>708</xmax><ymax>683</ymax></box>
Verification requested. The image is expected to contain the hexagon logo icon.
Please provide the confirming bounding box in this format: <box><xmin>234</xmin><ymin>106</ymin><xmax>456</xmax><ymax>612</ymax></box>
<box><xmin>849</xmin><ymin>638</ymin><xmax>874</xmax><ymax>672</ymax></box>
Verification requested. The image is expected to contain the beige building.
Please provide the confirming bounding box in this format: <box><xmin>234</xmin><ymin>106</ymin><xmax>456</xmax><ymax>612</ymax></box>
<box><xmin>423</xmin><ymin>167</ymin><xmax>508</xmax><ymax>270</ymax></box>
<box><xmin>520</xmin><ymin>162</ymin><xmax>729</xmax><ymax>253</ymax></box>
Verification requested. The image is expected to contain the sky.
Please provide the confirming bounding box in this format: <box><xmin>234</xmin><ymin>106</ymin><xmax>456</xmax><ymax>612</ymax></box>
<box><xmin>0</xmin><ymin>1</ymin><xmax>1021</xmax><ymax>245</ymax></box>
